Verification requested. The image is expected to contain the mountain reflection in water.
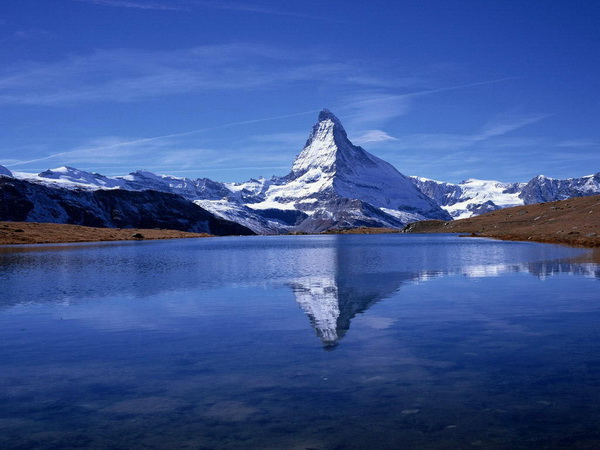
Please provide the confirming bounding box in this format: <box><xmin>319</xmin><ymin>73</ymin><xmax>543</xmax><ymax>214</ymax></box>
<box><xmin>0</xmin><ymin>235</ymin><xmax>597</xmax><ymax>348</ymax></box>
<box><xmin>1</xmin><ymin>235</ymin><xmax>600</xmax><ymax>449</ymax></box>
<box><xmin>290</xmin><ymin>257</ymin><xmax>599</xmax><ymax>349</ymax></box>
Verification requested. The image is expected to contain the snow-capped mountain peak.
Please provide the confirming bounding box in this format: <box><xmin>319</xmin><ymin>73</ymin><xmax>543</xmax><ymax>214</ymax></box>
<box><xmin>290</xmin><ymin>109</ymin><xmax>352</xmax><ymax>177</ymax></box>
<box><xmin>0</xmin><ymin>165</ymin><xmax>12</xmax><ymax>177</ymax></box>
<box><xmin>247</xmin><ymin>109</ymin><xmax>452</xmax><ymax>229</ymax></box>
<box><xmin>36</xmin><ymin>166</ymin><xmax>121</xmax><ymax>188</ymax></box>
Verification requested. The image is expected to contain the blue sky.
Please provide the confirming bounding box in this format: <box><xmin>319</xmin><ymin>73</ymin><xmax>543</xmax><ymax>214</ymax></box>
<box><xmin>1</xmin><ymin>0</ymin><xmax>599</xmax><ymax>183</ymax></box>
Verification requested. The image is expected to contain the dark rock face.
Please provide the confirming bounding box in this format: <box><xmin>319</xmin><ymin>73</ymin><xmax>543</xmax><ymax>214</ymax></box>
<box><xmin>520</xmin><ymin>173</ymin><xmax>600</xmax><ymax>204</ymax></box>
<box><xmin>409</xmin><ymin>178</ymin><xmax>464</xmax><ymax>206</ymax></box>
<box><xmin>254</xmin><ymin>208</ymin><xmax>308</xmax><ymax>226</ymax></box>
<box><xmin>467</xmin><ymin>200</ymin><xmax>501</xmax><ymax>216</ymax></box>
<box><xmin>0</xmin><ymin>178</ymin><xmax>254</xmax><ymax>236</ymax></box>
<box><xmin>293</xmin><ymin>198</ymin><xmax>406</xmax><ymax>233</ymax></box>
<box><xmin>0</xmin><ymin>180</ymin><xmax>34</xmax><ymax>221</ymax></box>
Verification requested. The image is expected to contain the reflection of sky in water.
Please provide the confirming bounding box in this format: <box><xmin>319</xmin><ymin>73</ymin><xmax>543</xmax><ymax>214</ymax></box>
<box><xmin>0</xmin><ymin>235</ymin><xmax>599</xmax><ymax>448</ymax></box>
<box><xmin>0</xmin><ymin>234</ymin><xmax>590</xmax><ymax>303</ymax></box>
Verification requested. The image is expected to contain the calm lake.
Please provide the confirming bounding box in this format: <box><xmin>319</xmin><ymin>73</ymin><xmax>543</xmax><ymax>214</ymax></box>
<box><xmin>1</xmin><ymin>234</ymin><xmax>599</xmax><ymax>449</ymax></box>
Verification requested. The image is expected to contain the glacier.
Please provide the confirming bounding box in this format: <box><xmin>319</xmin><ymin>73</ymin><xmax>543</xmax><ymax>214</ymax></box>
<box><xmin>410</xmin><ymin>173</ymin><xmax>600</xmax><ymax>219</ymax></box>
<box><xmin>409</xmin><ymin>177</ymin><xmax>526</xmax><ymax>219</ymax></box>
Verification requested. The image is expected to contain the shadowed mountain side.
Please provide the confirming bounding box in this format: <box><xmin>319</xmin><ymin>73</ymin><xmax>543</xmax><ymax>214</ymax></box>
<box><xmin>0</xmin><ymin>177</ymin><xmax>254</xmax><ymax>236</ymax></box>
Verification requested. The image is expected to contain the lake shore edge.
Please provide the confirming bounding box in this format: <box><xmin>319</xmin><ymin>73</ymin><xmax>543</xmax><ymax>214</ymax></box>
<box><xmin>0</xmin><ymin>221</ymin><xmax>212</xmax><ymax>245</ymax></box>
<box><xmin>2</xmin><ymin>195</ymin><xmax>598</xmax><ymax>248</ymax></box>
<box><xmin>402</xmin><ymin>195</ymin><xmax>600</xmax><ymax>249</ymax></box>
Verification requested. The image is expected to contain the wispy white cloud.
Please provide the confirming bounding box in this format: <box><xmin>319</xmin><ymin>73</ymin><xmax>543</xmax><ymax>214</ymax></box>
<box><xmin>334</xmin><ymin>77</ymin><xmax>521</xmax><ymax>129</ymax></box>
<box><xmin>72</xmin><ymin>0</ymin><xmax>335</xmax><ymax>20</ymax></box>
<box><xmin>475</xmin><ymin>113</ymin><xmax>549</xmax><ymax>141</ymax></box>
<box><xmin>8</xmin><ymin>135</ymin><xmax>186</xmax><ymax>168</ymax></box>
<box><xmin>0</xmin><ymin>39</ymin><xmax>511</xmax><ymax>112</ymax></box>
<box><xmin>189</xmin><ymin>0</ymin><xmax>333</xmax><ymax>20</ymax></box>
<box><xmin>7</xmin><ymin>76</ymin><xmax>523</xmax><ymax>176</ymax></box>
<box><xmin>245</xmin><ymin>132</ymin><xmax>307</xmax><ymax>144</ymax></box>
<box><xmin>6</xmin><ymin>111</ymin><xmax>316</xmax><ymax>171</ymax></box>
<box><xmin>556</xmin><ymin>139</ymin><xmax>596</xmax><ymax>147</ymax></box>
<box><xmin>8</xmin><ymin>134</ymin><xmax>294</xmax><ymax>178</ymax></box>
<box><xmin>72</xmin><ymin>0</ymin><xmax>184</xmax><ymax>10</ymax></box>
<box><xmin>382</xmin><ymin>113</ymin><xmax>549</xmax><ymax>153</ymax></box>
<box><xmin>366</xmin><ymin>113</ymin><xmax>564</xmax><ymax>182</ymax></box>
<box><xmin>352</xmin><ymin>130</ymin><xmax>398</xmax><ymax>145</ymax></box>
<box><xmin>0</xmin><ymin>29</ymin><xmax>50</xmax><ymax>47</ymax></box>
<box><xmin>0</xmin><ymin>44</ymin><xmax>389</xmax><ymax>106</ymax></box>
<box><xmin>340</xmin><ymin>92</ymin><xmax>413</xmax><ymax>128</ymax></box>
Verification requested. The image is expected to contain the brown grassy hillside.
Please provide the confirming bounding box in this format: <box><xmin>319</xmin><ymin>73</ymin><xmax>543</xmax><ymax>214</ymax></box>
<box><xmin>404</xmin><ymin>195</ymin><xmax>600</xmax><ymax>248</ymax></box>
<box><xmin>0</xmin><ymin>222</ymin><xmax>211</xmax><ymax>245</ymax></box>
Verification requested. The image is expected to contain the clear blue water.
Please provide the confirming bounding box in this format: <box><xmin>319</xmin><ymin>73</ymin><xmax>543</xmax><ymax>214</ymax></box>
<box><xmin>1</xmin><ymin>234</ymin><xmax>599</xmax><ymax>449</ymax></box>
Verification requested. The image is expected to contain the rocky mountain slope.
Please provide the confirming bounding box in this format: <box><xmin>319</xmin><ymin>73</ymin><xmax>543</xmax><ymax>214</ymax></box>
<box><xmin>0</xmin><ymin>177</ymin><xmax>253</xmax><ymax>236</ymax></box>
<box><xmin>520</xmin><ymin>173</ymin><xmax>600</xmax><ymax>204</ymax></box>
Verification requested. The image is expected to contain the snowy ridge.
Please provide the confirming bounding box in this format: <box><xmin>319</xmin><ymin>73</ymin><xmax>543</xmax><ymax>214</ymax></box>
<box><xmin>193</xmin><ymin>199</ymin><xmax>285</xmax><ymax>234</ymax></box>
<box><xmin>9</xmin><ymin>109</ymin><xmax>450</xmax><ymax>233</ymax></box>
<box><xmin>520</xmin><ymin>172</ymin><xmax>600</xmax><ymax>204</ymax></box>
<box><xmin>3</xmin><ymin>110</ymin><xmax>599</xmax><ymax>232</ymax></box>
<box><xmin>411</xmin><ymin>172</ymin><xmax>600</xmax><ymax>219</ymax></box>
<box><xmin>410</xmin><ymin>176</ymin><xmax>526</xmax><ymax>219</ymax></box>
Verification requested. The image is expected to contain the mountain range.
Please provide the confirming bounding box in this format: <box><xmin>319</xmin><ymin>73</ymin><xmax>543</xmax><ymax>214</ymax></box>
<box><xmin>1</xmin><ymin>110</ymin><xmax>598</xmax><ymax>234</ymax></box>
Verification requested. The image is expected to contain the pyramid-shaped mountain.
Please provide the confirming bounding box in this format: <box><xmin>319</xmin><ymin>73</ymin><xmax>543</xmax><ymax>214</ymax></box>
<box><xmin>243</xmin><ymin>109</ymin><xmax>452</xmax><ymax>232</ymax></box>
<box><xmin>2</xmin><ymin>109</ymin><xmax>598</xmax><ymax>233</ymax></box>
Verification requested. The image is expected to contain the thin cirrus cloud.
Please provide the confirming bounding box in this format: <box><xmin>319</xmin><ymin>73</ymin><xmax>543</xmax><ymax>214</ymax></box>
<box><xmin>555</xmin><ymin>139</ymin><xmax>596</xmax><ymax>148</ymax></box>
<box><xmin>6</xmin><ymin>76</ymin><xmax>523</xmax><ymax>174</ymax></box>
<box><xmin>474</xmin><ymin>114</ymin><xmax>550</xmax><ymax>141</ymax></box>
<box><xmin>339</xmin><ymin>92</ymin><xmax>413</xmax><ymax>128</ymax></box>
<box><xmin>352</xmin><ymin>130</ymin><xmax>399</xmax><ymax>145</ymax></box>
<box><xmin>384</xmin><ymin>113</ymin><xmax>550</xmax><ymax>153</ymax></box>
<box><xmin>71</xmin><ymin>0</ymin><xmax>334</xmax><ymax>20</ymax></box>
<box><xmin>334</xmin><ymin>78</ymin><xmax>521</xmax><ymax>130</ymax></box>
<box><xmin>71</xmin><ymin>0</ymin><xmax>186</xmax><ymax>10</ymax></box>
<box><xmin>0</xmin><ymin>44</ymin><xmax>391</xmax><ymax>106</ymax></box>
<box><xmin>6</xmin><ymin>107</ymin><xmax>326</xmax><ymax>169</ymax></box>
<box><xmin>189</xmin><ymin>0</ymin><xmax>334</xmax><ymax>20</ymax></box>
<box><xmin>373</xmin><ymin>112</ymin><xmax>551</xmax><ymax>179</ymax></box>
